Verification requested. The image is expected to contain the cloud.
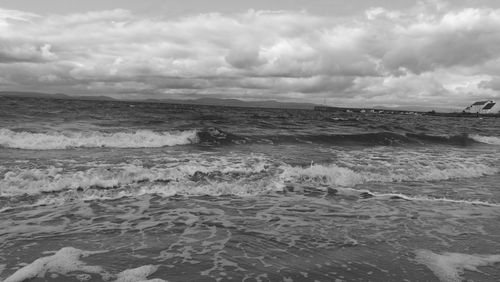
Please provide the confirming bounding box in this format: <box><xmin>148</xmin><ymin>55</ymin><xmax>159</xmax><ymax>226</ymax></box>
<box><xmin>1</xmin><ymin>3</ymin><xmax>500</xmax><ymax>106</ymax></box>
<box><xmin>380</xmin><ymin>8</ymin><xmax>500</xmax><ymax>74</ymax></box>
<box><xmin>479</xmin><ymin>77</ymin><xmax>500</xmax><ymax>91</ymax></box>
<box><xmin>0</xmin><ymin>43</ymin><xmax>57</xmax><ymax>63</ymax></box>
<box><xmin>225</xmin><ymin>46</ymin><xmax>264</xmax><ymax>69</ymax></box>
<box><xmin>0</xmin><ymin>7</ymin><xmax>38</xmax><ymax>22</ymax></box>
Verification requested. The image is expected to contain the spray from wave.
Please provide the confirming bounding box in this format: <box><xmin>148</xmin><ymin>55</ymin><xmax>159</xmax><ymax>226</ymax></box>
<box><xmin>0</xmin><ymin>128</ymin><xmax>198</xmax><ymax>149</ymax></box>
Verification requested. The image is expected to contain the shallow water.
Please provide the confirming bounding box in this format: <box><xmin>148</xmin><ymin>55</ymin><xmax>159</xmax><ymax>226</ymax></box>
<box><xmin>1</xmin><ymin>96</ymin><xmax>500</xmax><ymax>281</ymax></box>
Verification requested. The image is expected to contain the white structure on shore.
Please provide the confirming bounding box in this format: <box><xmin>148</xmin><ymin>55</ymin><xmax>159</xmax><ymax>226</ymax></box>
<box><xmin>464</xmin><ymin>100</ymin><xmax>497</xmax><ymax>114</ymax></box>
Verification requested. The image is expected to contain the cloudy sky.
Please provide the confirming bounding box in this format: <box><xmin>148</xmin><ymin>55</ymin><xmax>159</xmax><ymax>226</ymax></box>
<box><xmin>1</xmin><ymin>0</ymin><xmax>500</xmax><ymax>108</ymax></box>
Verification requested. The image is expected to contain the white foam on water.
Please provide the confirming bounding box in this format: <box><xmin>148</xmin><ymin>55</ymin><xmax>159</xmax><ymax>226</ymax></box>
<box><xmin>3</xmin><ymin>247</ymin><xmax>165</xmax><ymax>282</ymax></box>
<box><xmin>1</xmin><ymin>165</ymin><xmax>180</xmax><ymax>196</ymax></box>
<box><xmin>0</xmin><ymin>154</ymin><xmax>279</xmax><ymax>198</ymax></box>
<box><xmin>281</xmin><ymin>161</ymin><xmax>498</xmax><ymax>188</ymax></box>
<box><xmin>368</xmin><ymin>192</ymin><xmax>500</xmax><ymax>207</ymax></box>
<box><xmin>415</xmin><ymin>249</ymin><xmax>500</xmax><ymax>282</ymax></box>
<box><xmin>0</xmin><ymin>206</ymin><xmax>14</xmax><ymax>213</ymax></box>
<box><xmin>471</xmin><ymin>135</ymin><xmax>500</xmax><ymax>145</ymax></box>
<box><xmin>3</xmin><ymin>247</ymin><xmax>106</xmax><ymax>282</ymax></box>
<box><xmin>281</xmin><ymin>164</ymin><xmax>366</xmax><ymax>187</ymax></box>
<box><xmin>0</xmin><ymin>128</ymin><xmax>198</xmax><ymax>149</ymax></box>
<box><xmin>1</xmin><ymin>157</ymin><xmax>497</xmax><ymax>204</ymax></box>
<box><xmin>114</xmin><ymin>265</ymin><xmax>165</xmax><ymax>282</ymax></box>
<box><xmin>1</xmin><ymin>147</ymin><xmax>498</xmax><ymax>206</ymax></box>
<box><xmin>135</xmin><ymin>178</ymin><xmax>286</xmax><ymax>197</ymax></box>
<box><xmin>323</xmin><ymin>187</ymin><xmax>500</xmax><ymax>207</ymax></box>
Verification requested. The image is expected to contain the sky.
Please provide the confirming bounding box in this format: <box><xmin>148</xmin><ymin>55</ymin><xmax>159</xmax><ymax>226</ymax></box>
<box><xmin>1</xmin><ymin>0</ymin><xmax>500</xmax><ymax>108</ymax></box>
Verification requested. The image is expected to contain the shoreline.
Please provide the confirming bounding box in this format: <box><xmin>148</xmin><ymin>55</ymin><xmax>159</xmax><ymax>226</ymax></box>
<box><xmin>314</xmin><ymin>106</ymin><xmax>500</xmax><ymax>118</ymax></box>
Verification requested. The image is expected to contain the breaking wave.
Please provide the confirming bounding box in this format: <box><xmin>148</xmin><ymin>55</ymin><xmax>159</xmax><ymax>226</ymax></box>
<box><xmin>282</xmin><ymin>160</ymin><xmax>498</xmax><ymax>187</ymax></box>
<box><xmin>0</xmin><ymin>154</ymin><xmax>279</xmax><ymax>198</ymax></box>
<box><xmin>470</xmin><ymin>134</ymin><xmax>500</xmax><ymax>145</ymax></box>
<box><xmin>1</xmin><ymin>150</ymin><xmax>497</xmax><ymax>209</ymax></box>
<box><xmin>0</xmin><ymin>128</ymin><xmax>198</xmax><ymax>149</ymax></box>
<box><xmin>1</xmin><ymin>127</ymin><xmax>491</xmax><ymax>150</ymax></box>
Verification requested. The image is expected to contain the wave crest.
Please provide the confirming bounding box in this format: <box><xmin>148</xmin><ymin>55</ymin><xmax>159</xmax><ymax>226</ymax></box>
<box><xmin>281</xmin><ymin>161</ymin><xmax>498</xmax><ymax>187</ymax></box>
<box><xmin>191</xmin><ymin>127</ymin><xmax>484</xmax><ymax>147</ymax></box>
<box><xmin>471</xmin><ymin>135</ymin><xmax>500</xmax><ymax>145</ymax></box>
<box><xmin>1</xmin><ymin>150</ymin><xmax>497</xmax><ymax>208</ymax></box>
<box><xmin>0</xmin><ymin>128</ymin><xmax>198</xmax><ymax>149</ymax></box>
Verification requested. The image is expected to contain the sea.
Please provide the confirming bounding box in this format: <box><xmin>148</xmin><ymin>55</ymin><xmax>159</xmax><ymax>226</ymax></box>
<box><xmin>0</xmin><ymin>96</ymin><xmax>499</xmax><ymax>282</ymax></box>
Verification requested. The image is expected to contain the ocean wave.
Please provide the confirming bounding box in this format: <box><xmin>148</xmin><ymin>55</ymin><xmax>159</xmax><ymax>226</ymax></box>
<box><xmin>194</xmin><ymin>127</ymin><xmax>482</xmax><ymax>147</ymax></box>
<box><xmin>196</xmin><ymin>129</ymin><xmax>418</xmax><ymax>146</ymax></box>
<box><xmin>313</xmin><ymin>187</ymin><xmax>500</xmax><ymax>207</ymax></box>
<box><xmin>0</xmin><ymin>155</ymin><xmax>277</xmax><ymax>197</ymax></box>
<box><xmin>5</xmin><ymin>126</ymin><xmax>487</xmax><ymax>149</ymax></box>
<box><xmin>0</xmin><ymin>128</ymin><xmax>198</xmax><ymax>149</ymax></box>
<box><xmin>1</xmin><ymin>146</ymin><xmax>498</xmax><ymax>209</ymax></box>
<box><xmin>405</xmin><ymin>133</ymin><xmax>474</xmax><ymax>146</ymax></box>
<box><xmin>389</xmin><ymin>194</ymin><xmax>500</xmax><ymax>207</ymax></box>
<box><xmin>470</xmin><ymin>134</ymin><xmax>500</xmax><ymax>145</ymax></box>
<box><xmin>1</xmin><ymin>153</ymin><xmax>497</xmax><ymax>207</ymax></box>
<box><xmin>281</xmin><ymin>161</ymin><xmax>498</xmax><ymax>187</ymax></box>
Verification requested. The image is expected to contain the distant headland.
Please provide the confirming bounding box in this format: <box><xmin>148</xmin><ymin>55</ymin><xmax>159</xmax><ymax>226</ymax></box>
<box><xmin>1</xmin><ymin>91</ymin><xmax>498</xmax><ymax>117</ymax></box>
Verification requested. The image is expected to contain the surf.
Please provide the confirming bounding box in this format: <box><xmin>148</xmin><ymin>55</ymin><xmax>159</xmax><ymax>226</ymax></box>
<box><xmin>0</xmin><ymin>128</ymin><xmax>198</xmax><ymax>149</ymax></box>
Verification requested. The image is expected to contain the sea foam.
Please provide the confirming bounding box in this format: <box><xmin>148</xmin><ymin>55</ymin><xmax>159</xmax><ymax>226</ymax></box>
<box><xmin>470</xmin><ymin>134</ymin><xmax>500</xmax><ymax>145</ymax></box>
<box><xmin>3</xmin><ymin>247</ymin><xmax>164</xmax><ymax>282</ymax></box>
<box><xmin>0</xmin><ymin>153</ymin><xmax>276</xmax><ymax>197</ymax></box>
<box><xmin>0</xmin><ymin>128</ymin><xmax>198</xmax><ymax>149</ymax></box>
<box><xmin>415</xmin><ymin>249</ymin><xmax>500</xmax><ymax>282</ymax></box>
<box><xmin>3</xmin><ymin>247</ymin><xmax>106</xmax><ymax>282</ymax></box>
<box><xmin>282</xmin><ymin>161</ymin><xmax>498</xmax><ymax>188</ymax></box>
<box><xmin>1</xmin><ymin>154</ymin><xmax>497</xmax><ymax>202</ymax></box>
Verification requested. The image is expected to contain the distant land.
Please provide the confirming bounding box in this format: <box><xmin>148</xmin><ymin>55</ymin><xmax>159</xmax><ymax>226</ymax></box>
<box><xmin>0</xmin><ymin>91</ymin><xmax>317</xmax><ymax>110</ymax></box>
<box><xmin>0</xmin><ymin>91</ymin><xmax>461</xmax><ymax>112</ymax></box>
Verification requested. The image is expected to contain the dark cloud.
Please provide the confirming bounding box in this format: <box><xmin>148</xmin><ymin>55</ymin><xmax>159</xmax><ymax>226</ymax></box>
<box><xmin>1</xmin><ymin>3</ymin><xmax>500</xmax><ymax>106</ymax></box>
<box><xmin>225</xmin><ymin>47</ymin><xmax>264</xmax><ymax>69</ymax></box>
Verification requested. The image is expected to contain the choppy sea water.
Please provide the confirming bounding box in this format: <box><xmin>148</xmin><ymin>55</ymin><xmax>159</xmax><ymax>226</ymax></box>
<box><xmin>0</xmin><ymin>96</ymin><xmax>499</xmax><ymax>282</ymax></box>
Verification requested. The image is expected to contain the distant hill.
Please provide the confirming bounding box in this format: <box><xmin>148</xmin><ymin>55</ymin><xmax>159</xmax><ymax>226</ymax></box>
<box><xmin>0</xmin><ymin>91</ymin><xmax>317</xmax><ymax>110</ymax></box>
<box><xmin>144</xmin><ymin>97</ymin><xmax>317</xmax><ymax>109</ymax></box>
<box><xmin>1</xmin><ymin>91</ymin><xmax>473</xmax><ymax>112</ymax></box>
<box><xmin>0</xmin><ymin>91</ymin><xmax>115</xmax><ymax>101</ymax></box>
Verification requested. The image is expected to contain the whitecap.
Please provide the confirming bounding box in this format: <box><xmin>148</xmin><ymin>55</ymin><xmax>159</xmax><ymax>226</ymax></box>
<box><xmin>0</xmin><ymin>128</ymin><xmax>198</xmax><ymax>150</ymax></box>
<box><xmin>470</xmin><ymin>134</ymin><xmax>500</xmax><ymax>145</ymax></box>
<box><xmin>280</xmin><ymin>161</ymin><xmax>498</xmax><ymax>188</ymax></box>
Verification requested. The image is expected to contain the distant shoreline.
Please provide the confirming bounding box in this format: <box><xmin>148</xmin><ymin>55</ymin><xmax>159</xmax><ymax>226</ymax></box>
<box><xmin>0</xmin><ymin>91</ymin><xmax>316</xmax><ymax>110</ymax></box>
<box><xmin>313</xmin><ymin>106</ymin><xmax>500</xmax><ymax>118</ymax></box>
<box><xmin>2</xmin><ymin>91</ymin><xmax>497</xmax><ymax>116</ymax></box>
